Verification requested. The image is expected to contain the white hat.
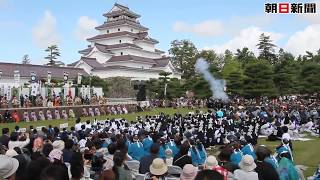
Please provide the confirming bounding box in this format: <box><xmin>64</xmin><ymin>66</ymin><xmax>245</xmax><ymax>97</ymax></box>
<box><xmin>180</xmin><ymin>164</ymin><xmax>198</xmax><ymax>180</ymax></box>
<box><xmin>239</xmin><ymin>155</ymin><xmax>256</xmax><ymax>172</ymax></box>
<box><xmin>49</xmin><ymin>149</ymin><xmax>63</xmax><ymax>162</ymax></box>
<box><xmin>0</xmin><ymin>155</ymin><xmax>19</xmax><ymax>178</ymax></box>
<box><xmin>205</xmin><ymin>155</ymin><xmax>218</xmax><ymax>169</ymax></box>
<box><xmin>52</xmin><ymin>140</ymin><xmax>65</xmax><ymax>151</ymax></box>
<box><xmin>5</xmin><ymin>149</ymin><xmax>18</xmax><ymax>157</ymax></box>
<box><xmin>165</xmin><ymin>149</ymin><xmax>173</xmax><ymax>158</ymax></box>
<box><xmin>149</xmin><ymin>158</ymin><xmax>168</xmax><ymax>176</ymax></box>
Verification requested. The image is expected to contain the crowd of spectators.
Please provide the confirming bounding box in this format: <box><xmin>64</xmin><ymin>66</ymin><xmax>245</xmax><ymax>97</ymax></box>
<box><xmin>0</xmin><ymin>95</ymin><xmax>319</xmax><ymax>179</ymax></box>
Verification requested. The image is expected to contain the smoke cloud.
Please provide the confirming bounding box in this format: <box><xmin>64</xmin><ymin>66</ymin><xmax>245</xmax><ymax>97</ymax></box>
<box><xmin>195</xmin><ymin>58</ymin><xmax>228</xmax><ymax>101</ymax></box>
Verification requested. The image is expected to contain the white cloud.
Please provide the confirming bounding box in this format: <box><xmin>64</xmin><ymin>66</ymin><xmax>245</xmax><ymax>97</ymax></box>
<box><xmin>298</xmin><ymin>1</ymin><xmax>320</xmax><ymax>24</ymax></box>
<box><xmin>75</xmin><ymin>16</ymin><xmax>98</xmax><ymax>40</ymax></box>
<box><xmin>285</xmin><ymin>24</ymin><xmax>320</xmax><ymax>56</ymax></box>
<box><xmin>301</xmin><ymin>13</ymin><xmax>320</xmax><ymax>24</ymax></box>
<box><xmin>173</xmin><ymin>20</ymin><xmax>224</xmax><ymax>37</ymax></box>
<box><xmin>204</xmin><ymin>26</ymin><xmax>283</xmax><ymax>55</ymax></box>
<box><xmin>32</xmin><ymin>10</ymin><xmax>60</xmax><ymax>48</ymax></box>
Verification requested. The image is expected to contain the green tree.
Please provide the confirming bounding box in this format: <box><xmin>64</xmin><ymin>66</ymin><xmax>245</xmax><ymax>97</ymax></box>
<box><xmin>243</xmin><ymin>60</ymin><xmax>278</xmax><ymax>98</ymax></box>
<box><xmin>298</xmin><ymin>62</ymin><xmax>320</xmax><ymax>94</ymax></box>
<box><xmin>82</xmin><ymin>76</ymin><xmax>108</xmax><ymax>96</ymax></box>
<box><xmin>145</xmin><ymin>79</ymin><xmax>161</xmax><ymax>99</ymax></box>
<box><xmin>303</xmin><ymin>50</ymin><xmax>320</xmax><ymax>63</ymax></box>
<box><xmin>166</xmin><ymin>78</ymin><xmax>184</xmax><ymax>99</ymax></box>
<box><xmin>22</xmin><ymin>54</ymin><xmax>31</xmax><ymax>64</ymax></box>
<box><xmin>274</xmin><ymin>55</ymin><xmax>300</xmax><ymax>95</ymax></box>
<box><xmin>169</xmin><ymin>40</ymin><xmax>198</xmax><ymax>79</ymax></box>
<box><xmin>196</xmin><ymin>49</ymin><xmax>223</xmax><ymax>68</ymax></box>
<box><xmin>221</xmin><ymin>59</ymin><xmax>242</xmax><ymax>79</ymax></box>
<box><xmin>235</xmin><ymin>47</ymin><xmax>256</xmax><ymax>66</ymax></box>
<box><xmin>45</xmin><ymin>45</ymin><xmax>61</xmax><ymax>66</ymax></box>
<box><xmin>224</xmin><ymin>49</ymin><xmax>233</xmax><ymax>63</ymax></box>
<box><xmin>191</xmin><ymin>76</ymin><xmax>212</xmax><ymax>98</ymax></box>
<box><xmin>257</xmin><ymin>33</ymin><xmax>277</xmax><ymax>64</ymax></box>
<box><xmin>226</xmin><ymin>71</ymin><xmax>244</xmax><ymax>96</ymax></box>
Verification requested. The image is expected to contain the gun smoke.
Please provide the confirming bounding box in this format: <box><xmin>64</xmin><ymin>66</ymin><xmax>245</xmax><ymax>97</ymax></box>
<box><xmin>195</xmin><ymin>58</ymin><xmax>228</xmax><ymax>101</ymax></box>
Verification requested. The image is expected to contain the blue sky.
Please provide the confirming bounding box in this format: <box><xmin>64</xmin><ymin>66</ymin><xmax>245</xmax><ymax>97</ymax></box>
<box><xmin>0</xmin><ymin>0</ymin><xmax>320</xmax><ymax>65</ymax></box>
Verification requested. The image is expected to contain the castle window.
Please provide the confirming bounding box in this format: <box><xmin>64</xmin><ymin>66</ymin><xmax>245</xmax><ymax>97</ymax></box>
<box><xmin>107</xmin><ymin>30</ymin><xmax>109</xmax><ymax>33</ymax></box>
<box><xmin>119</xmin><ymin>40</ymin><xmax>122</xmax><ymax>43</ymax></box>
<box><xmin>118</xmin><ymin>28</ymin><xmax>120</xmax><ymax>31</ymax></box>
<box><xmin>120</xmin><ymin>52</ymin><xmax>123</xmax><ymax>55</ymax></box>
<box><xmin>131</xmin><ymin>29</ymin><xmax>133</xmax><ymax>32</ymax></box>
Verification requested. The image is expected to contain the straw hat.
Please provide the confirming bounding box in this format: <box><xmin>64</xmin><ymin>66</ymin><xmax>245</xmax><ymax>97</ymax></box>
<box><xmin>180</xmin><ymin>164</ymin><xmax>198</xmax><ymax>180</ymax></box>
<box><xmin>52</xmin><ymin>140</ymin><xmax>65</xmax><ymax>151</ymax></box>
<box><xmin>149</xmin><ymin>158</ymin><xmax>168</xmax><ymax>176</ymax></box>
<box><xmin>239</xmin><ymin>155</ymin><xmax>256</xmax><ymax>172</ymax></box>
<box><xmin>0</xmin><ymin>155</ymin><xmax>19</xmax><ymax>179</ymax></box>
<box><xmin>5</xmin><ymin>149</ymin><xmax>18</xmax><ymax>157</ymax></box>
<box><xmin>205</xmin><ymin>155</ymin><xmax>218</xmax><ymax>169</ymax></box>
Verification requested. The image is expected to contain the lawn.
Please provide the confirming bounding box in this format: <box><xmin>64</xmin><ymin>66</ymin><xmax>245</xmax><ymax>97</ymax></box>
<box><xmin>0</xmin><ymin>107</ymin><xmax>208</xmax><ymax>131</ymax></box>
<box><xmin>0</xmin><ymin>107</ymin><xmax>319</xmax><ymax>177</ymax></box>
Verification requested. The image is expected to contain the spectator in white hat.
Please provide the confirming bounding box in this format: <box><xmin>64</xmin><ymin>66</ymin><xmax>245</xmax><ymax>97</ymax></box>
<box><xmin>146</xmin><ymin>158</ymin><xmax>168</xmax><ymax>180</ymax></box>
<box><xmin>5</xmin><ymin>149</ymin><xmax>18</xmax><ymax>157</ymax></box>
<box><xmin>180</xmin><ymin>164</ymin><xmax>198</xmax><ymax>180</ymax></box>
<box><xmin>234</xmin><ymin>155</ymin><xmax>258</xmax><ymax>180</ymax></box>
<box><xmin>0</xmin><ymin>154</ymin><xmax>19</xmax><ymax>180</ymax></box>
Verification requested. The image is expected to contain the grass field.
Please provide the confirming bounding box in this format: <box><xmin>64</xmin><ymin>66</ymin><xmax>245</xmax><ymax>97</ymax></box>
<box><xmin>0</xmin><ymin>107</ymin><xmax>208</xmax><ymax>131</ymax></box>
<box><xmin>0</xmin><ymin>107</ymin><xmax>319</xmax><ymax>177</ymax></box>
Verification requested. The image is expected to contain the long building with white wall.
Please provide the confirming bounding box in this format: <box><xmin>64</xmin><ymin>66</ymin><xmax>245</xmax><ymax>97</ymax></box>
<box><xmin>69</xmin><ymin>3</ymin><xmax>181</xmax><ymax>80</ymax></box>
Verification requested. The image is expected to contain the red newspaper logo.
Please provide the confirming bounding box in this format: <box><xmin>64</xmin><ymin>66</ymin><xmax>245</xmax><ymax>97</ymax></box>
<box><xmin>279</xmin><ymin>3</ymin><xmax>289</xmax><ymax>13</ymax></box>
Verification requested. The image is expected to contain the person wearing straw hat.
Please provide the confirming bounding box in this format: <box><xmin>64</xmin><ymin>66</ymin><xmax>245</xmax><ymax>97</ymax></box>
<box><xmin>0</xmin><ymin>154</ymin><xmax>19</xmax><ymax>180</ymax></box>
<box><xmin>205</xmin><ymin>155</ymin><xmax>229</xmax><ymax>180</ymax></box>
<box><xmin>234</xmin><ymin>155</ymin><xmax>258</xmax><ymax>180</ymax></box>
<box><xmin>180</xmin><ymin>164</ymin><xmax>198</xmax><ymax>180</ymax></box>
<box><xmin>145</xmin><ymin>158</ymin><xmax>168</xmax><ymax>180</ymax></box>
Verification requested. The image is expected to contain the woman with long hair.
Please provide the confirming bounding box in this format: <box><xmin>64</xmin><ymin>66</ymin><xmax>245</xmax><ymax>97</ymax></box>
<box><xmin>112</xmin><ymin>151</ymin><xmax>132</xmax><ymax>180</ymax></box>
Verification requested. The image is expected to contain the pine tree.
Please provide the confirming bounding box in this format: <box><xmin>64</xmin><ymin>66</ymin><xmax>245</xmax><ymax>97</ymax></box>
<box><xmin>45</xmin><ymin>45</ymin><xmax>60</xmax><ymax>66</ymax></box>
<box><xmin>22</xmin><ymin>54</ymin><xmax>31</xmax><ymax>64</ymax></box>
<box><xmin>243</xmin><ymin>60</ymin><xmax>278</xmax><ymax>98</ymax></box>
<box><xmin>257</xmin><ymin>33</ymin><xmax>277</xmax><ymax>64</ymax></box>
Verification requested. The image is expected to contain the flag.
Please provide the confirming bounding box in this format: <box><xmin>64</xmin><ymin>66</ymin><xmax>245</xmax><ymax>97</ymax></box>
<box><xmin>37</xmin><ymin>80</ymin><xmax>41</xmax><ymax>95</ymax></box>
<box><xmin>68</xmin><ymin>86</ymin><xmax>72</xmax><ymax>98</ymax></box>
<box><xmin>31</xmin><ymin>82</ymin><xmax>38</xmax><ymax>96</ymax></box>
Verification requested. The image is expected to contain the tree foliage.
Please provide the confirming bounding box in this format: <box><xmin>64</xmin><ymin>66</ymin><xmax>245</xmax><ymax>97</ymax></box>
<box><xmin>45</xmin><ymin>45</ymin><xmax>61</xmax><ymax>66</ymax></box>
<box><xmin>298</xmin><ymin>63</ymin><xmax>320</xmax><ymax>94</ymax></box>
<box><xmin>82</xmin><ymin>76</ymin><xmax>108</xmax><ymax>96</ymax></box>
<box><xmin>243</xmin><ymin>60</ymin><xmax>278</xmax><ymax>98</ymax></box>
<box><xmin>22</xmin><ymin>54</ymin><xmax>31</xmax><ymax>64</ymax></box>
<box><xmin>257</xmin><ymin>33</ymin><xmax>277</xmax><ymax>64</ymax></box>
<box><xmin>169</xmin><ymin>40</ymin><xmax>198</xmax><ymax>79</ymax></box>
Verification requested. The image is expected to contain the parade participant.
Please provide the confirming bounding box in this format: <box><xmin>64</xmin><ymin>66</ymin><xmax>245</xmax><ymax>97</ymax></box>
<box><xmin>141</xmin><ymin>131</ymin><xmax>153</xmax><ymax>155</ymax></box>
<box><xmin>128</xmin><ymin>134</ymin><xmax>144</xmax><ymax>161</ymax></box>
<box><xmin>12</xmin><ymin>110</ymin><xmax>20</xmax><ymax>123</ymax></box>
<box><xmin>173</xmin><ymin>142</ymin><xmax>192</xmax><ymax>168</ymax></box>
<box><xmin>254</xmin><ymin>145</ymin><xmax>279</xmax><ymax>180</ymax></box>
<box><xmin>230</xmin><ymin>142</ymin><xmax>243</xmax><ymax>166</ymax></box>
<box><xmin>139</xmin><ymin>143</ymin><xmax>160</xmax><ymax>174</ymax></box>
<box><xmin>276</xmin><ymin>139</ymin><xmax>294</xmax><ymax>162</ymax></box>
<box><xmin>12</xmin><ymin>96</ymin><xmax>20</xmax><ymax>108</ymax></box>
